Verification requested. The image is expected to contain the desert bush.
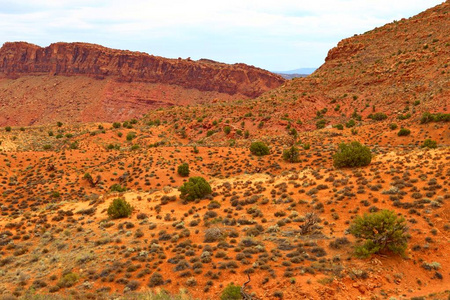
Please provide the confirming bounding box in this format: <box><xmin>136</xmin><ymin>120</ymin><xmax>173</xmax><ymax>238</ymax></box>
<box><xmin>126</xmin><ymin>132</ymin><xmax>136</xmax><ymax>141</ymax></box>
<box><xmin>147</xmin><ymin>272</ymin><xmax>164</xmax><ymax>287</ymax></box>
<box><xmin>177</xmin><ymin>163</ymin><xmax>190</xmax><ymax>177</ymax></box>
<box><xmin>107</xmin><ymin>198</ymin><xmax>133</xmax><ymax>219</ymax></box>
<box><xmin>345</xmin><ymin>119</ymin><xmax>356</xmax><ymax>128</ymax></box>
<box><xmin>112</xmin><ymin>122</ymin><xmax>121</xmax><ymax>128</ymax></box>
<box><xmin>349</xmin><ymin>210</ymin><xmax>408</xmax><ymax>257</ymax></box>
<box><xmin>334</xmin><ymin>124</ymin><xmax>344</xmax><ymax>130</ymax></box>
<box><xmin>110</xmin><ymin>184</ymin><xmax>127</xmax><ymax>192</ymax></box>
<box><xmin>5</xmin><ymin>126</ymin><xmax>11</xmax><ymax>132</ymax></box>
<box><xmin>397</xmin><ymin>128</ymin><xmax>411</xmax><ymax>136</ymax></box>
<box><xmin>282</xmin><ymin>146</ymin><xmax>300</xmax><ymax>163</ymax></box>
<box><xmin>420</xmin><ymin>112</ymin><xmax>450</xmax><ymax>124</ymax></box>
<box><xmin>179</xmin><ymin>177</ymin><xmax>212</xmax><ymax>202</ymax></box>
<box><xmin>220</xmin><ymin>283</ymin><xmax>242</xmax><ymax>300</ymax></box>
<box><xmin>389</xmin><ymin>123</ymin><xmax>398</xmax><ymax>130</ymax></box>
<box><xmin>316</xmin><ymin>119</ymin><xmax>326</xmax><ymax>129</ymax></box>
<box><xmin>333</xmin><ymin>141</ymin><xmax>371</xmax><ymax>168</ymax></box>
<box><xmin>57</xmin><ymin>272</ymin><xmax>78</xmax><ymax>288</ymax></box>
<box><xmin>250</xmin><ymin>141</ymin><xmax>269</xmax><ymax>156</ymax></box>
<box><xmin>421</xmin><ymin>139</ymin><xmax>437</xmax><ymax>149</ymax></box>
<box><xmin>368</xmin><ymin>112</ymin><xmax>387</xmax><ymax>121</ymax></box>
<box><xmin>224</xmin><ymin>126</ymin><xmax>231</xmax><ymax>134</ymax></box>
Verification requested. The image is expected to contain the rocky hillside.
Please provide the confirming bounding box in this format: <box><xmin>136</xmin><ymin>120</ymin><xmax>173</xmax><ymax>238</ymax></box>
<box><xmin>0</xmin><ymin>42</ymin><xmax>284</xmax><ymax>126</ymax></box>
<box><xmin>119</xmin><ymin>2</ymin><xmax>449</xmax><ymax>137</ymax></box>
<box><xmin>268</xmin><ymin>1</ymin><xmax>449</xmax><ymax>120</ymax></box>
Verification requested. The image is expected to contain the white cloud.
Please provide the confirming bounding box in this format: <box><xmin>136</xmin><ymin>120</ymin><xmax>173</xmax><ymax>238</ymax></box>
<box><xmin>0</xmin><ymin>0</ymin><xmax>444</xmax><ymax>70</ymax></box>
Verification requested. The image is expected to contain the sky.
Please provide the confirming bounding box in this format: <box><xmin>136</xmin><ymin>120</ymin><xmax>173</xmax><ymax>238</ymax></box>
<box><xmin>0</xmin><ymin>0</ymin><xmax>444</xmax><ymax>71</ymax></box>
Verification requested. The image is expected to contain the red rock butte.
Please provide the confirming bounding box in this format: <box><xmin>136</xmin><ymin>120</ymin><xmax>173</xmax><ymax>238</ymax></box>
<box><xmin>0</xmin><ymin>42</ymin><xmax>284</xmax><ymax>98</ymax></box>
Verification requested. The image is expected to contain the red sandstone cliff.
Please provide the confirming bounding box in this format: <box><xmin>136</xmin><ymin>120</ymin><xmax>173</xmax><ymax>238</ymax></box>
<box><xmin>0</xmin><ymin>42</ymin><xmax>284</xmax><ymax>98</ymax></box>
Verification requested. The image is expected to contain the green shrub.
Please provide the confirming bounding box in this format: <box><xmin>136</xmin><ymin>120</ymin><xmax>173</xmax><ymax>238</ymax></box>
<box><xmin>303</xmin><ymin>143</ymin><xmax>310</xmax><ymax>150</ymax></box>
<box><xmin>224</xmin><ymin>126</ymin><xmax>231</xmax><ymax>134</ymax></box>
<box><xmin>421</xmin><ymin>139</ymin><xmax>437</xmax><ymax>149</ymax></box>
<box><xmin>57</xmin><ymin>122</ymin><xmax>63</xmax><ymax>127</ymax></box>
<box><xmin>126</xmin><ymin>132</ymin><xmax>136</xmax><ymax>141</ymax></box>
<box><xmin>179</xmin><ymin>177</ymin><xmax>212</xmax><ymax>202</ymax></box>
<box><xmin>177</xmin><ymin>163</ymin><xmax>190</xmax><ymax>177</ymax></box>
<box><xmin>112</xmin><ymin>122</ymin><xmax>121</xmax><ymax>128</ymax></box>
<box><xmin>57</xmin><ymin>272</ymin><xmax>78</xmax><ymax>288</ymax></box>
<box><xmin>220</xmin><ymin>283</ymin><xmax>242</xmax><ymax>300</ymax></box>
<box><xmin>397</xmin><ymin>113</ymin><xmax>411</xmax><ymax>120</ymax></box>
<box><xmin>5</xmin><ymin>126</ymin><xmax>11</xmax><ymax>132</ymax></box>
<box><xmin>282</xmin><ymin>146</ymin><xmax>300</xmax><ymax>163</ymax></box>
<box><xmin>389</xmin><ymin>123</ymin><xmax>398</xmax><ymax>130</ymax></box>
<box><xmin>207</xmin><ymin>130</ymin><xmax>215</xmax><ymax>137</ymax></box>
<box><xmin>107</xmin><ymin>198</ymin><xmax>133</xmax><ymax>219</ymax></box>
<box><xmin>368</xmin><ymin>112</ymin><xmax>387</xmax><ymax>121</ymax></box>
<box><xmin>345</xmin><ymin>119</ymin><xmax>356</xmax><ymax>128</ymax></box>
<box><xmin>333</xmin><ymin>141</ymin><xmax>371</xmax><ymax>168</ymax></box>
<box><xmin>334</xmin><ymin>124</ymin><xmax>344</xmax><ymax>130</ymax></box>
<box><xmin>69</xmin><ymin>141</ymin><xmax>78</xmax><ymax>149</ymax></box>
<box><xmin>250</xmin><ymin>141</ymin><xmax>269</xmax><ymax>156</ymax></box>
<box><xmin>349</xmin><ymin>210</ymin><xmax>408</xmax><ymax>257</ymax></box>
<box><xmin>397</xmin><ymin>128</ymin><xmax>411</xmax><ymax>136</ymax></box>
<box><xmin>420</xmin><ymin>112</ymin><xmax>450</xmax><ymax>123</ymax></box>
<box><xmin>110</xmin><ymin>184</ymin><xmax>127</xmax><ymax>192</ymax></box>
<box><xmin>316</xmin><ymin>119</ymin><xmax>326</xmax><ymax>129</ymax></box>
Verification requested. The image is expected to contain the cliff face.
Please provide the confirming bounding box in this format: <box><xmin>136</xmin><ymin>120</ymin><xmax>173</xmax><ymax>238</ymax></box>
<box><xmin>0</xmin><ymin>42</ymin><xmax>284</xmax><ymax>98</ymax></box>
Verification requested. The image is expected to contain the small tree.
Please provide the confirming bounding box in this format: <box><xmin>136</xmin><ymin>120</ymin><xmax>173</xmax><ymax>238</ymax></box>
<box><xmin>177</xmin><ymin>163</ymin><xmax>190</xmax><ymax>177</ymax></box>
<box><xmin>349</xmin><ymin>210</ymin><xmax>408</xmax><ymax>258</ymax></box>
<box><xmin>179</xmin><ymin>177</ymin><xmax>212</xmax><ymax>202</ymax></box>
<box><xmin>250</xmin><ymin>141</ymin><xmax>269</xmax><ymax>156</ymax></box>
<box><xmin>300</xmin><ymin>212</ymin><xmax>320</xmax><ymax>235</ymax></box>
<box><xmin>107</xmin><ymin>198</ymin><xmax>133</xmax><ymax>219</ymax></box>
<box><xmin>282</xmin><ymin>146</ymin><xmax>300</xmax><ymax>163</ymax></box>
<box><xmin>220</xmin><ymin>283</ymin><xmax>242</xmax><ymax>300</ymax></box>
<box><xmin>83</xmin><ymin>172</ymin><xmax>100</xmax><ymax>187</ymax></box>
<box><xmin>333</xmin><ymin>141</ymin><xmax>371</xmax><ymax>168</ymax></box>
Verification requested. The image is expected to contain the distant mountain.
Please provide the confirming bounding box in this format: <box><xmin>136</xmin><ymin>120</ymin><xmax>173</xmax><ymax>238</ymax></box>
<box><xmin>276</xmin><ymin>73</ymin><xmax>308</xmax><ymax>80</ymax></box>
<box><xmin>273</xmin><ymin>68</ymin><xmax>317</xmax><ymax>75</ymax></box>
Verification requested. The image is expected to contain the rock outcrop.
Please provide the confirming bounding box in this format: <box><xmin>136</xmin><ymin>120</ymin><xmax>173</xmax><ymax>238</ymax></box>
<box><xmin>0</xmin><ymin>42</ymin><xmax>284</xmax><ymax>98</ymax></box>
